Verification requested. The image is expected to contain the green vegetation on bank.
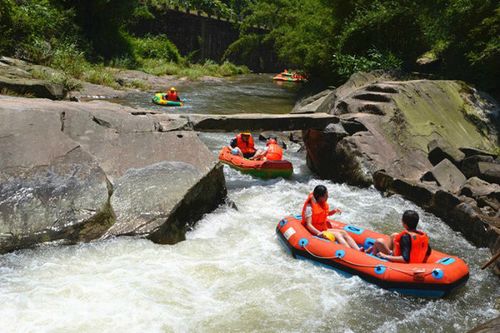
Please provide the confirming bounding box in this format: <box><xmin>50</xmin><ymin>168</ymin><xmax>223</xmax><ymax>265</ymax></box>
<box><xmin>0</xmin><ymin>0</ymin><xmax>248</xmax><ymax>90</ymax></box>
<box><xmin>227</xmin><ymin>0</ymin><xmax>499</xmax><ymax>95</ymax></box>
<box><xmin>0</xmin><ymin>0</ymin><xmax>497</xmax><ymax>95</ymax></box>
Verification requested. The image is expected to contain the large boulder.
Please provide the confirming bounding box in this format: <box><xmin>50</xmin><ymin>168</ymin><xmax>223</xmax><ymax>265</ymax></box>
<box><xmin>0</xmin><ymin>96</ymin><xmax>227</xmax><ymax>251</ymax></box>
<box><xmin>58</xmin><ymin>101</ymin><xmax>227</xmax><ymax>243</ymax></box>
<box><xmin>422</xmin><ymin>159</ymin><xmax>467</xmax><ymax>193</ymax></box>
<box><xmin>427</xmin><ymin>138</ymin><xmax>465</xmax><ymax>166</ymax></box>
<box><xmin>302</xmin><ymin>73</ymin><xmax>498</xmax><ymax>184</ymax></box>
<box><xmin>477</xmin><ymin>162</ymin><xmax>500</xmax><ymax>184</ymax></box>
<box><xmin>301</xmin><ymin>73</ymin><xmax>499</xmax><ymax>271</ymax></box>
<box><xmin>461</xmin><ymin>155</ymin><xmax>496</xmax><ymax>178</ymax></box>
<box><xmin>0</xmin><ymin>107</ymin><xmax>112</xmax><ymax>253</ymax></box>
<box><xmin>460</xmin><ymin>177</ymin><xmax>500</xmax><ymax>199</ymax></box>
<box><xmin>0</xmin><ymin>57</ymin><xmax>65</xmax><ymax>99</ymax></box>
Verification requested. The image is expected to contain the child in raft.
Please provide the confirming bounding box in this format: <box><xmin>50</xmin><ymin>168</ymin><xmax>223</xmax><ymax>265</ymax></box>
<box><xmin>370</xmin><ymin>210</ymin><xmax>432</xmax><ymax>263</ymax></box>
<box><xmin>302</xmin><ymin>185</ymin><xmax>361</xmax><ymax>251</ymax></box>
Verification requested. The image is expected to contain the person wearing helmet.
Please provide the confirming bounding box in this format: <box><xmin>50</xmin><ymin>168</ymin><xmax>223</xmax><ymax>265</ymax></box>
<box><xmin>251</xmin><ymin>137</ymin><xmax>283</xmax><ymax>161</ymax></box>
<box><xmin>165</xmin><ymin>87</ymin><xmax>180</xmax><ymax>102</ymax></box>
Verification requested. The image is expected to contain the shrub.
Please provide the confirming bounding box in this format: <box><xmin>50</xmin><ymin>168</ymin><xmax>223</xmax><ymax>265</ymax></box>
<box><xmin>131</xmin><ymin>35</ymin><xmax>181</xmax><ymax>63</ymax></box>
<box><xmin>332</xmin><ymin>49</ymin><xmax>403</xmax><ymax>80</ymax></box>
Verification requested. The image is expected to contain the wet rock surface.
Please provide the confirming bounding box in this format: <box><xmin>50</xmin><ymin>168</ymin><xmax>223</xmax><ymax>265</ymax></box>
<box><xmin>298</xmin><ymin>71</ymin><xmax>500</xmax><ymax>275</ymax></box>
<box><xmin>0</xmin><ymin>96</ymin><xmax>226</xmax><ymax>252</ymax></box>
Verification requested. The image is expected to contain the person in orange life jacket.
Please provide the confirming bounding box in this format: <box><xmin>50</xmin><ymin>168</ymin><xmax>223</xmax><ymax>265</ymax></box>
<box><xmin>229</xmin><ymin>132</ymin><xmax>257</xmax><ymax>159</ymax></box>
<box><xmin>250</xmin><ymin>137</ymin><xmax>283</xmax><ymax>161</ymax></box>
<box><xmin>370</xmin><ymin>210</ymin><xmax>431</xmax><ymax>263</ymax></box>
<box><xmin>302</xmin><ymin>185</ymin><xmax>361</xmax><ymax>251</ymax></box>
<box><xmin>165</xmin><ymin>87</ymin><xmax>180</xmax><ymax>102</ymax></box>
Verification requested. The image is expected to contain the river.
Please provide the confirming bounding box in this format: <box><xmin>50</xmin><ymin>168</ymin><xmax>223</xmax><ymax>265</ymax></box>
<box><xmin>0</xmin><ymin>77</ymin><xmax>498</xmax><ymax>332</ymax></box>
<box><xmin>110</xmin><ymin>74</ymin><xmax>300</xmax><ymax>114</ymax></box>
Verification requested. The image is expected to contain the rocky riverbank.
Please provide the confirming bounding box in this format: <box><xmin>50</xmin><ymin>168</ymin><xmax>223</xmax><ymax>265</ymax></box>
<box><xmin>0</xmin><ymin>56</ymin><xmax>227</xmax><ymax>102</ymax></box>
<box><xmin>0</xmin><ymin>96</ymin><xmax>227</xmax><ymax>253</ymax></box>
<box><xmin>296</xmin><ymin>71</ymin><xmax>500</xmax><ymax>276</ymax></box>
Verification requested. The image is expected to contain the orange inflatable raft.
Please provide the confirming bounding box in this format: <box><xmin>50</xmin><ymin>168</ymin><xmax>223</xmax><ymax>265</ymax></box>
<box><xmin>219</xmin><ymin>146</ymin><xmax>293</xmax><ymax>179</ymax></box>
<box><xmin>276</xmin><ymin>215</ymin><xmax>469</xmax><ymax>297</ymax></box>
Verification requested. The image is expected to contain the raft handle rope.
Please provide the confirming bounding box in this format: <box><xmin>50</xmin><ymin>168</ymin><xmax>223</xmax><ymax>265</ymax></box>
<box><xmin>302</xmin><ymin>244</ymin><xmax>435</xmax><ymax>278</ymax></box>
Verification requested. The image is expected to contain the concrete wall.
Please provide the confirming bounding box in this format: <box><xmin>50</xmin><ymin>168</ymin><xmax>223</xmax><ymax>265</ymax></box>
<box><xmin>131</xmin><ymin>8</ymin><xmax>281</xmax><ymax>72</ymax></box>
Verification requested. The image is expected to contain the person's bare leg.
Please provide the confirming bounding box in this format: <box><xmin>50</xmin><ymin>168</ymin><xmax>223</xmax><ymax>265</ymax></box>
<box><xmin>331</xmin><ymin>230</ymin><xmax>359</xmax><ymax>250</ymax></box>
<box><xmin>332</xmin><ymin>231</ymin><xmax>349</xmax><ymax>247</ymax></box>
<box><xmin>371</xmin><ymin>234</ymin><xmax>395</xmax><ymax>255</ymax></box>
<box><xmin>342</xmin><ymin>231</ymin><xmax>361</xmax><ymax>250</ymax></box>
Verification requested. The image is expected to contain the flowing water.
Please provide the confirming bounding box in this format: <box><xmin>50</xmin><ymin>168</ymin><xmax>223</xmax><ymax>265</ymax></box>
<box><xmin>0</xmin><ymin>79</ymin><xmax>498</xmax><ymax>333</ymax></box>
<box><xmin>110</xmin><ymin>74</ymin><xmax>300</xmax><ymax>114</ymax></box>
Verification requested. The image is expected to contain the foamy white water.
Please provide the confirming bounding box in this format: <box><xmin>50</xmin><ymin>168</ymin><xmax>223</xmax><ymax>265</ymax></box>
<box><xmin>0</xmin><ymin>133</ymin><xmax>498</xmax><ymax>333</ymax></box>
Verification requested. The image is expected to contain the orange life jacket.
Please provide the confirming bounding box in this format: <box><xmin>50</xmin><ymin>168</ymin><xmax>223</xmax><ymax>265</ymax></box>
<box><xmin>301</xmin><ymin>193</ymin><xmax>329</xmax><ymax>232</ymax></box>
<box><xmin>265</xmin><ymin>143</ymin><xmax>283</xmax><ymax>161</ymax></box>
<box><xmin>166</xmin><ymin>91</ymin><xmax>178</xmax><ymax>101</ymax></box>
<box><xmin>393</xmin><ymin>230</ymin><xmax>429</xmax><ymax>263</ymax></box>
<box><xmin>236</xmin><ymin>134</ymin><xmax>256</xmax><ymax>155</ymax></box>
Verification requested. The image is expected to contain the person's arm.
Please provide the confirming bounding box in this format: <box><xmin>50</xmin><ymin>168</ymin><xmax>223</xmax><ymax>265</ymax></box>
<box><xmin>253</xmin><ymin>147</ymin><xmax>268</xmax><ymax>159</ymax></box>
<box><xmin>328</xmin><ymin>208</ymin><xmax>342</xmax><ymax>216</ymax></box>
<box><xmin>306</xmin><ymin>216</ymin><xmax>323</xmax><ymax>236</ymax></box>
<box><xmin>304</xmin><ymin>206</ymin><xmax>322</xmax><ymax>236</ymax></box>
<box><xmin>378</xmin><ymin>234</ymin><xmax>411</xmax><ymax>263</ymax></box>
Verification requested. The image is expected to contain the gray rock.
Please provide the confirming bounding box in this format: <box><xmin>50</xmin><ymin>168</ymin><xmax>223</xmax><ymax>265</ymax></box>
<box><xmin>431</xmin><ymin>190</ymin><xmax>462</xmax><ymax>217</ymax></box>
<box><xmin>180</xmin><ymin>113</ymin><xmax>339</xmax><ymax>132</ymax></box>
<box><xmin>291</xmin><ymin>89</ymin><xmax>335</xmax><ymax>114</ymax></box>
<box><xmin>461</xmin><ymin>155</ymin><xmax>495</xmax><ymax>178</ymax></box>
<box><xmin>460</xmin><ymin>177</ymin><xmax>500</xmax><ymax>199</ymax></box>
<box><xmin>61</xmin><ymin>105</ymin><xmax>227</xmax><ymax>242</ymax></box>
<box><xmin>391</xmin><ymin>178</ymin><xmax>437</xmax><ymax>207</ymax></box>
<box><xmin>478</xmin><ymin>162</ymin><xmax>500</xmax><ymax>184</ymax></box>
<box><xmin>449</xmin><ymin>202</ymin><xmax>490</xmax><ymax>247</ymax></box>
<box><xmin>425</xmin><ymin>159</ymin><xmax>467</xmax><ymax>193</ymax></box>
<box><xmin>0</xmin><ymin>108</ymin><xmax>112</xmax><ymax>253</ymax></box>
<box><xmin>106</xmin><ymin>161</ymin><xmax>225</xmax><ymax>244</ymax></box>
<box><xmin>0</xmin><ymin>97</ymin><xmax>227</xmax><ymax>251</ymax></box>
<box><xmin>0</xmin><ymin>76</ymin><xmax>65</xmax><ymax>99</ymax></box>
<box><xmin>460</xmin><ymin>147</ymin><xmax>498</xmax><ymax>158</ymax></box>
<box><xmin>468</xmin><ymin>314</ymin><xmax>500</xmax><ymax>333</ymax></box>
<box><xmin>428</xmin><ymin>139</ymin><xmax>465</xmax><ymax>166</ymax></box>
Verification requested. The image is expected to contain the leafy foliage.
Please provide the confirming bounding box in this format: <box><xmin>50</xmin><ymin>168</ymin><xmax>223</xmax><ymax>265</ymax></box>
<box><xmin>233</xmin><ymin>0</ymin><xmax>499</xmax><ymax>94</ymax></box>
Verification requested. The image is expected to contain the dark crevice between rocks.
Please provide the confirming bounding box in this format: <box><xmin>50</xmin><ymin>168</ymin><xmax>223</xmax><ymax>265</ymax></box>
<box><xmin>352</xmin><ymin>92</ymin><xmax>392</xmax><ymax>103</ymax></box>
<box><xmin>373</xmin><ymin>170</ymin><xmax>498</xmax><ymax>251</ymax></box>
<box><xmin>148</xmin><ymin>164</ymin><xmax>227</xmax><ymax>244</ymax></box>
<box><xmin>365</xmin><ymin>85</ymin><xmax>399</xmax><ymax>94</ymax></box>
<box><xmin>60</xmin><ymin>111</ymin><xmax>66</xmax><ymax>132</ymax></box>
<box><xmin>92</xmin><ymin>116</ymin><xmax>112</xmax><ymax>128</ymax></box>
<box><xmin>358</xmin><ymin>104</ymin><xmax>385</xmax><ymax>115</ymax></box>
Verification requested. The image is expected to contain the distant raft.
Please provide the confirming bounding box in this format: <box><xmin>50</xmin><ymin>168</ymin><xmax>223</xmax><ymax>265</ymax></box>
<box><xmin>276</xmin><ymin>215</ymin><xmax>469</xmax><ymax>298</ymax></box>
<box><xmin>272</xmin><ymin>72</ymin><xmax>307</xmax><ymax>82</ymax></box>
<box><xmin>218</xmin><ymin>146</ymin><xmax>293</xmax><ymax>179</ymax></box>
<box><xmin>152</xmin><ymin>93</ymin><xmax>183</xmax><ymax>107</ymax></box>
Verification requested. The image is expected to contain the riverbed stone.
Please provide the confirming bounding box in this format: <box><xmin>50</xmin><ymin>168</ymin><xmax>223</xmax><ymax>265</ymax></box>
<box><xmin>302</xmin><ymin>73</ymin><xmax>498</xmax><ymax>185</ymax></box>
<box><xmin>0</xmin><ymin>107</ymin><xmax>112</xmax><ymax>253</ymax></box>
<box><xmin>0</xmin><ymin>75</ymin><xmax>65</xmax><ymax>99</ymax></box>
<box><xmin>423</xmin><ymin>159</ymin><xmax>467</xmax><ymax>193</ymax></box>
<box><xmin>300</xmin><ymin>72</ymin><xmax>499</xmax><ymax>262</ymax></box>
<box><xmin>477</xmin><ymin>162</ymin><xmax>500</xmax><ymax>184</ymax></box>
<box><xmin>0</xmin><ymin>96</ymin><xmax>227</xmax><ymax>250</ymax></box>
<box><xmin>461</xmin><ymin>155</ymin><xmax>495</xmax><ymax>178</ymax></box>
<box><xmin>59</xmin><ymin>104</ymin><xmax>227</xmax><ymax>242</ymax></box>
<box><xmin>460</xmin><ymin>177</ymin><xmax>500</xmax><ymax>199</ymax></box>
<box><xmin>428</xmin><ymin>138</ymin><xmax>465</xmax><ymax>166</ymax></box>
